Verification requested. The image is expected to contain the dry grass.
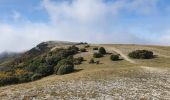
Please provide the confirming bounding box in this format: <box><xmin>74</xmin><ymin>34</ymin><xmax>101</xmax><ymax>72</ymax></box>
<box><xmin>1</xmin><ymin>44</ymin><xmax>170</xmax><ymax>99</ymax></box>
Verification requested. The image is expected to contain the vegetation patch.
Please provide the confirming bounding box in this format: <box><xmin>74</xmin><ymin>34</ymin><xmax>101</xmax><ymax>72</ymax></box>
<box><xmin>128</xmin><ymin>50</ymin><xmax>154</xmax><ymax>59</ymax></box>
<box><xmin>74</xmin><ymin>57</ymin><xmax>84</xmax><ymax>65</ymax></box>
<box><xmin>0</xmin><ymin>45</ymin><xmax>79</xmax><ymax>86</ymax></box>
<box><xmin>93</xmin><ymin>47</ymin><xmax>98</xmax><ymax>50</ymax></box>
<box><xmin>110</xmin><ymin>54</ymin><xmax>120</xmax><ymax>61</ymax></box>
<box><xmin>93</xmin><ymin>53</ymin><xmax>103</xmax><ymax>58</ymax></box>
<box><xmin>89</xmin><ymin>58</ymin><xmax>95</xmax><ymax>64</ymax></box>
<box><xmin>99</xmin><ymin>47</ymin><xmax>106</xmax><ymax>54</ymax></box>
<box><xmin>54</xmin><ymin>59</ymin><xmax>74</xmax><ymax>75</ymax></box>
<box><xmin>80</xmin><ymin>48</ymin><xmax>87</xmax><ymax>52</ymax></box>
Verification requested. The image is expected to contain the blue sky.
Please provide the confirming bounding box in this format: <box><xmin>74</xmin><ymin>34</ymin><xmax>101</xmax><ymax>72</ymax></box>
<box><xmin>0</xmin><ymin>0</ymin><xmax>170</xmax><ymax>52</ymax></box>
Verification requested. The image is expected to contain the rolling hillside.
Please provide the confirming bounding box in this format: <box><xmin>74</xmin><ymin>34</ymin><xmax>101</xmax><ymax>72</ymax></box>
<box><xmin>0</xmin><ymin>41</ymin><xmax>170</xmax><ymax>99</ymax></box>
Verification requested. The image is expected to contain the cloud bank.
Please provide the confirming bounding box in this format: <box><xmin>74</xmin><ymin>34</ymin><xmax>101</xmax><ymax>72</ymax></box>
<box><xmin>0</xmin><ymin>0</ymin><xmax>169</xmax><ymax>52</ymax></box>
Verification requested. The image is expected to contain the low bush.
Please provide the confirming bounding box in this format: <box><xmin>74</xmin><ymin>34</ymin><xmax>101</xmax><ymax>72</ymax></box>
<box><xmin>68</xmin><ymin>45</ymin><xmax>79</xmax><ymax>53</ymax></box>
<box><xmin>31</xmin><ymin>73</ymin><xmax>43</xmax><ymax>81</ymax></box>
<box><xmin>17</xmin><ymin>72</ymin><xmax>34</xmax><ymax>83</ymax></box>
<box><xmin>0</xmin><ymin>76</ymin><xmax>19</xmax><ymax>86</ymax></box>
<box><xmin>45</xmin><ymin>55</ymin><xmax>61</xmax><ymax>66</ymax></box>
<box><xmin>128</xmin><ymin>50</ymin><xmax>154</xmax><ymax>59</ymax></box>
<box><xmin>80</xmin><ymin>48</ymin><xmax>87</xmax><ymax>52</ymax></box>
<box><xmin>99</xmin><ymin>47</ymin><xmax>106</xmax><ymax>54</ymax></box>
<box><xmin>110</xmin><ymin>54</ymin><xmax>119</xmax><ymax>61</ymax></box>
<box><xmin>93</xmin><ymin>53</ymin><xmax>103</xmax><ymax>58</ymax></box>
<box><xmin>93</xmin><ymin>47</ymin><xmax>98</xmax><ymax>50</ymax></box>
<box><xmin>54</xmin><ymin>59</ymin><xmax>74</xmax><ymax>75</ymax></box>
<box><xmin>85</xmin><ymin>45</ymin><xmax>90</xmax><ymax>48</ymax></box>
<box><xmin>57</xmin><ymin>64</ymin><xmax>74</xmax><ymax>75</ymax></box>
<box><xmin>96</xmin><ymin>60</ymin><xmax>100</xmax><ymax>64</ymax></box>
<box><xmin>36</xmin><ymin>64</ymin><xmax>54</xmax><ymax>76</ymax></box>
<box><xmin>74</xmin><ymin>57</ymin><xmax>84</xmax><ymax>65</ymax></box>
<box><xmin>89</xmin><ymin>58</ymin><xmax>95</xmax><ymax>64</ymax></box>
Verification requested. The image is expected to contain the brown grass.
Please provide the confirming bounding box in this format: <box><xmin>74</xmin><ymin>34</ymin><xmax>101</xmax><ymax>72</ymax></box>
<box><xmin>1</xmin><ymin>44</ymin><xmax>170</xmax><ymax>99</ymax></box>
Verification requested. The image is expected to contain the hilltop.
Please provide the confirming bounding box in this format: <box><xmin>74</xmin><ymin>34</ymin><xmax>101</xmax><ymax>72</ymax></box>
<box><xmin>0</xmin><ymin>41</ymin><xmax>170</xmax><ymax>99</ymax></box>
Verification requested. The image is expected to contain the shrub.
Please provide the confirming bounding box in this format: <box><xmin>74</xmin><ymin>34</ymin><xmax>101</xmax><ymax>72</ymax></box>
<box><xmin>36</xmin><ymin>64</ymin><xmax>54</xmax><ymax>76</ymax></box>
<box><xmin>110</xmin><ymin>54</ymin><xmax>119</xmax><ymax>61</ymax></box>
<box><xmin>77</xmin><ymin>57</ymin><xmax>84</xmax><ymax>62</ymax></box>
<box><xmin>96</xmin><ymin>60</ymin><xmax>100</xmax><ymax>64</ymax></box>
<box><xmin>76</xmin><ymin>42</ymin><xmax>88</xmax><ymax>45</ymax></box>
<box><xmin>17</xmin><ymin>72</ymin><xmax>34</xmax><ymax>83</ymax></box>
<box><xmin>68</xmin><ymin>45</ymin><xmax>79</xmax><ymax>52</ymax></box>
<box><xmin>80</xmin><ymin>48</ymin><xmax>87</xmax><ymax>52</ymax></box>
<box><xmin>0</xmin><ymin>76</ymin><xmax>19</xmax><ymax>86</ymax></box>
<box><xmin>74</xmin><ymin>57</ymin><xmax>84</xmax><ymax>65</ymax></box>
<box><xmin>85</xmin><ymin>45</ymin><xmax>90</xmax><ymax>48</ymax></box>
<box><xmin>93</xmin><ymin>47</ymin><xmax>98</xmax><ymax>50</ymax></box>
<box><xmin>54</xmin><ymin>59</ymin><xmax>74</xmax><ymax>75</ymax></box>
<box><xmin>31</xmin><ymin>73</ymin><xmax>43</xmax><ymax>81</ymax></box>
<box><xmin>128</xmin><ymin>50</ymin><xmax>154</xmax><ymax>59</ymax></box>
<box><xmin>93</xmin><ymin>53</ymin><xmax>103</xmax><ymax>58</ymax></box>
<box><xmin>74</xmin><ymin>59</ymin><xmax>81</xmax><ymax>65</ymax></box>
<box><xmin>89</xmin><ymin>59</ymin><xmax>95</xmax><ymax>64</ymax></box>
<box><xmin>46</xmin><ymin>55</ymin><xmax>61</xmax><ymax>66</ymax></box>
<box><xmin>57</xmin><ymin>64</ymin><xmax>74</xmax><ymax>75</ymax></box>
<box><xmin>99</xmin><ymin>47</ymin><xmax>106</xmax><ymax>54</ymax></box>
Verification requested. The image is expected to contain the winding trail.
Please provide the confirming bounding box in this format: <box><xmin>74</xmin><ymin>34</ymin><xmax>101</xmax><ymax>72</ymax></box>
<box><xmin>103</xmin><ymin>45</ymin><xmax>137</xmax><ymax>64</ymax></box>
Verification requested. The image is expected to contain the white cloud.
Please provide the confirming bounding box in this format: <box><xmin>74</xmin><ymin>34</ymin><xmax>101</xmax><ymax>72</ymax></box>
<box><xmin>0</xmin><ymin>0</ymin><xmax>161</xmax><ymax>52</ymax></box>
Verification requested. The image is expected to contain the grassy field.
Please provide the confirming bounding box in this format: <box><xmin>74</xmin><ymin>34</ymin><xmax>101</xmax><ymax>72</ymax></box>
<box><xmin>0</xmin><ymin>44</ymin><xmax>170</xmax><ymax>99</ymax></box>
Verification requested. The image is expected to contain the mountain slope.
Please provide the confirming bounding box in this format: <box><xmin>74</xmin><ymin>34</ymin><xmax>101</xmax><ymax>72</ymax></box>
<box><xmin>1</xmin><ymin>43</ymin><xmax>170</xmax><ymax>99</ymax></box>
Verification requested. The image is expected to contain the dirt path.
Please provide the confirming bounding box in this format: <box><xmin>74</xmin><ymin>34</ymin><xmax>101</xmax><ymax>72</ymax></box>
<box><xmin>103</xmin><ymin>45</ymin><xmax>137</xmax><ymax>64</ymax></box>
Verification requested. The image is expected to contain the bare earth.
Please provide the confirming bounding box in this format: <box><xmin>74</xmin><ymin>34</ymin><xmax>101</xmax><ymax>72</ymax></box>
<box><xmin>1</xmin><ymin>44</ymin><xmax>170</xmax><ymax>100</ymax></box>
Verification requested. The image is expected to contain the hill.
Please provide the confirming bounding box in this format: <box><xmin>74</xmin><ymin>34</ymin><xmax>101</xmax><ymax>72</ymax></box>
<box><xmin>0</xmin><ymin>42</ymin><xmax>170</xmax><ymax>99</ymax></box>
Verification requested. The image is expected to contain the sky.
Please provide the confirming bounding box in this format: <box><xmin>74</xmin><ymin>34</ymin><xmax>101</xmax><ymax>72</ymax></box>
<box><xmin>0</xmin><ymin>0</ymin><xmax>170</xmax><ymax>52</ymax></box>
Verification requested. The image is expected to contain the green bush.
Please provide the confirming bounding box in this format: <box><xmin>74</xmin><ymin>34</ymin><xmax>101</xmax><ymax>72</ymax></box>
<box><xmin>17</xmin><ymin>73</ymin><xmax>34</xmax><ymax>83</ymax></box>
<box><xmin>36</xmin><ymin>64</ymin><xmax>54</xmax><ymax>76</ymax></box>
<box><xmin>74</xmin><ymin>57</ymin><xmax>84</xmax><ymax>65</ymax></box>
<box><xmin>128</xmin><ymin>50</ymin><xmax>154</xmax><ymax>59</ymax></box>
<box><xmin>46</xmin><ymin>55</ymin><xmax>61</xmax><ymax>66</ymax></box>
<box><xmin>57</xmin><ymin>64</ymin><xmax>74</xmax><ymax>75</ymax></box>
<box><xmin>54</xmin><ymin>59</ymin><xmax>74</xmax><ymax>75</ymax></box>
<box><xmin>25</xmin><ymin>65</ymin><xmax>38</xmax><ymax>72</ymax></box>
<box><xmin>93</xmin><ymin>47</ymin><xmax>98</xmax><ymax>50</ymax></box>
<box><xmin>77</xmin><ymin>57</ymin><xmax>84</xmax><ymax>62</ymax></box>
<box><xmin>31</xmin><ymin>73</ymin><xmax>43</xmax><ymax>81</ymax></box>
<box><xmin>0</xmin><ymin>76</ymin><xmax>19</xmax><ymax>86</ymax></box>
<box><xmin>93</xmin><ymin>53</ymin><xmax>103</xmax><ymax>58</ymax></box>
<box><xmin>80</xmin><ymin>48</ymin><xmax>87</xmax><ymax>52</ymax></box>
<box><xmin>68</xmin><ymin>45</ymin><xmax>79</xmax><ymax>53</ymax></box>
<box><xmin>110</xmin><ymin>54</ymin><xmax>119</xmax><ymax>61</ymax></box>
<box><xmin>89</xmin><ymin>58</ymin><xmax>95</xmax><ymax>64</ymax></box>
<box><xmin>85</xmin><ymin>45</ymin><xmax>90</xmax><ymax>48</ymax></box>
<box><xmin>99</xmin><ymin>47</ymin><xmax>106</xmax><ymax>54</ymax></box>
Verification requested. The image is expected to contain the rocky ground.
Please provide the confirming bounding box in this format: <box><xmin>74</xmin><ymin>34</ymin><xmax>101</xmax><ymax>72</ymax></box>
<box><xmin>1</xmin><ymin>67</ymin><xmax>170</xmax><ymax>100</ymax></box>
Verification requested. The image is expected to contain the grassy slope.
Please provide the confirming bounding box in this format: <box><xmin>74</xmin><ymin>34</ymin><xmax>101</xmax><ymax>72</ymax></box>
<box><xmin>1</xmin><ymin>44</ymin><xmax>170</xmax><ymax>99</ymax></box>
